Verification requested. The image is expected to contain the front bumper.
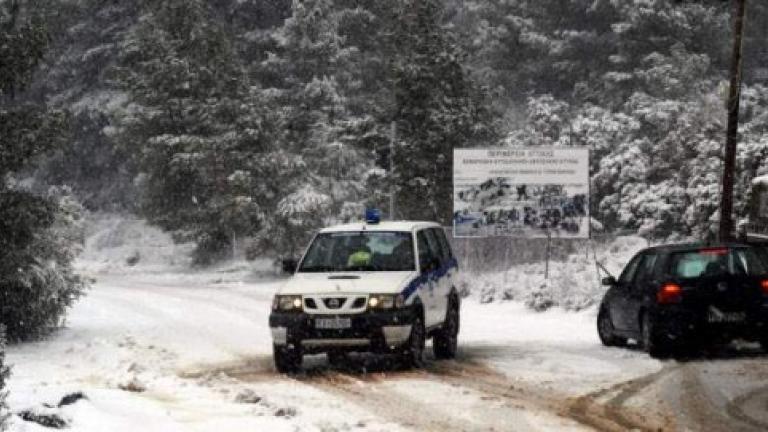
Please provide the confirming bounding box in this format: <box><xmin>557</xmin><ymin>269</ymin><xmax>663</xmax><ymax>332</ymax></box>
<box><xmin>269</xmin><ymin>307</ymin><xmax>416</xmax><ymax>353</ymax></box>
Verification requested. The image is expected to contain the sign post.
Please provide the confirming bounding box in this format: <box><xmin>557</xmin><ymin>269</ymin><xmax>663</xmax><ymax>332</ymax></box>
<box><xmin>544</xmin><ymin>229</ymin><xmax>552</xmax><ymax>279</ymax></box>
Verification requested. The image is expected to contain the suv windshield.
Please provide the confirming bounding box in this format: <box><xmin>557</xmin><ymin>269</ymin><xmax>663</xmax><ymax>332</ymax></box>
<box><xmin>299</xmin><ymin>231</ymin><xmax>415</xmax><ymax>272</ymax></box>
<box><xmin>669</xmin><ymin>247</ymin><xmax>768</xmax><ymax>278</ymax></box>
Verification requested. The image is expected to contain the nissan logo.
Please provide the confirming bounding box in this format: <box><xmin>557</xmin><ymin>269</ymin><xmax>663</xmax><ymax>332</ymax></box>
<box><xmin>327</xmin><ymin>298</ymin><xmax>340</xmax><ymax>308</ymax></box>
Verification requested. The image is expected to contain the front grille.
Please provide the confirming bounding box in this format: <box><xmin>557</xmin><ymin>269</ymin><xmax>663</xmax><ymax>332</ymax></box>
<box><xmin>351</xmin><ymin>297</ymin><xmax>366</xmax><ymax>308</ymax></box>
<box><xmin>305</xmin><ymin>298</ymin><xmax>317</xmax><ymax>309</ymax></box>
<box><xmin>323</xmin><ymin>297</ymin><xmax>346</xmax><ymax>309</ymax></box>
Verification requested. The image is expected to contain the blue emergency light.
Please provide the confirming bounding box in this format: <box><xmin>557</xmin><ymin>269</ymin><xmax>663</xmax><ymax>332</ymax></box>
<box><xmin>365</xmin><ymin>208</ymin><xmax>381</xmax><ymax>224</ymax></box>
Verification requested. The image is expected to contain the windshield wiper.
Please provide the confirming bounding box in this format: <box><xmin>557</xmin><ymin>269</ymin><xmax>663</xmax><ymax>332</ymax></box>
<box><xmin>298</xmin><ymin>265</ymin><xmax>336</xmax><ymax>272</ymax></box>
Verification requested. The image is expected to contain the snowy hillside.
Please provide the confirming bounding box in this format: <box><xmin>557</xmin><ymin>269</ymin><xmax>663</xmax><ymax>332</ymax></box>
<box><xmin>77</xmin><ymin>214</ymin><xmax>194</xmax><ymax>273</ymax></box>
<box><xmin>77</xmin><ymin>213</ymin><xmax>278</xmax><ymax>280</ymax></box>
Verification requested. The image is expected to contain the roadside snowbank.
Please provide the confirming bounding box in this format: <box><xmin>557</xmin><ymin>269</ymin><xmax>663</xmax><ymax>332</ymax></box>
<box><xmin>461</xmin><ymin>236</ymin><xmax>647</xmax><ymax>311</ymax></box>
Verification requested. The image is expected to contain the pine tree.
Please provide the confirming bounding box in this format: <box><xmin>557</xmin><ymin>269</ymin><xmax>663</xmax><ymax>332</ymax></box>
<box><xmin>116</xmin><ymin>0</ymin><xmax>273</xmax><ymax>264</ymax></box>
<box><xmin>390</xmin><ymin>0</ymin><xmax>496</xmax><ymax>224</ymax></box>
<box><xmin>253</xmin><ymin>0</ymin><xmax>375</xmax><ymax>256</ymax></box>
<box><xmin>31</xmin><ymin>0</ymin><xmax>143</xmax><ymax>211</ymax></box>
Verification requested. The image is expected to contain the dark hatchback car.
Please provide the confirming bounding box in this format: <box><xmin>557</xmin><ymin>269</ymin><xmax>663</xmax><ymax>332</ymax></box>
<box><xmin>597</xmin><ymin>244</ymin><xmax>768</xmax><ymax>358</ymax></box>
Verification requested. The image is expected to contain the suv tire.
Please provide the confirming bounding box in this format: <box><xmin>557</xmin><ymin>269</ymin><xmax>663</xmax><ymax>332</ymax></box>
<box><xmin>433</xmin><ymin>304</ymin><xmax>459</xmax><ymax>359</ymax></box>
<box><xmin>401</xmin><ymin>316</ymin><xmax>426</xmax><ymax>368</ymax></box>
<box><xmin>274</xmin><ymin>344</ymin><xmax>302</xmax><ymax>373</ymax></box>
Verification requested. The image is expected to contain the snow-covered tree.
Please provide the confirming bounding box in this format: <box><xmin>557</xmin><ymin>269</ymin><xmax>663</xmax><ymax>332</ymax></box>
<box><xmin>116</xmin><ymin>0</ymin><xmax>274</xmax><ymax>264</ymax></box>
<box><xmin>266</xmin><ymin>184</ymin><xmax>332</xmax><ymax>258</ymax></box>
<box><xmin>0</xmin><ymin>1</ymin><xmax>87</xmax><ymax>340</ymax></box>
<box><xmin>391</xmin><ymin>0</ymin><xmax>496</xmax><ymax>224</ymax></box>
<box><xmin>252</xmin><ymin>0</ymin><xmax>375</xmax><ymax>255</ymax></box>
<box><xmin>9</xmin><ymin>0</ymin><xmax>768</xmax><ymax>254</ymax></box>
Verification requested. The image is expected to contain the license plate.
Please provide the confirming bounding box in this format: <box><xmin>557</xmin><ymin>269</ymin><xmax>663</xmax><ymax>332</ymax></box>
<box><xmin>315</xmin><ymin>317</ymin><xmax>352</xmax><ymax>329</ymax></box>
<box><xmin>707</xmin><ymin>307</ymin><xmax>746</xmax><ymax>323</ymax></box>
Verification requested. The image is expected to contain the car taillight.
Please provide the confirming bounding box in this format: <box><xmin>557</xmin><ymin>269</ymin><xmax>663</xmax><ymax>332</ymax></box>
<box><xmin>657</xmin><ymin>283</ymin><xmax>683</xmax><ymax>304</ymax></box>
<box><xmin>761</xmin><ymin>280</ymin><xmax>768</xmax><ymax>295</ymax></box>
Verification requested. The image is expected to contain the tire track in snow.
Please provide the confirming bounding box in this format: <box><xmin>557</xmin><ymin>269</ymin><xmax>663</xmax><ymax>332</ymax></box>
<box><xmin>726</xmin><ymin>385</ymin><xmax>768</xmax><ymax>431</ymax></box>
<box><xmin>298</xmin><ymin>371</ymin><xmax>485</xmax><ymax>432</ymax></box>
<box><xmin>565</xmin><ymin>363</ymin><xmax>679</xmax><ymax>432</ymax></box>
<box><xmin>297</xmin><ymin>363</ymin><xmax>595</xmax><ymax>432</ymax></box>
<box><xmin>184</xmin><ymin>353</ymin><xmax>671</xmax><ymax>431</ymax></box>
<box><xmin>679</xmin><ymin>363</ymin><xmax>767</xmax><ymax>432</ymax></box>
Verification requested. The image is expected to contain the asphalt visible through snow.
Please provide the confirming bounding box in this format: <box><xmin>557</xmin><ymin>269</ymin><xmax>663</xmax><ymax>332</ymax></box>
<box><xmin>7</xmin><ymin>273</ymin><xmax>768</xmax><ymax>431</ymax></box>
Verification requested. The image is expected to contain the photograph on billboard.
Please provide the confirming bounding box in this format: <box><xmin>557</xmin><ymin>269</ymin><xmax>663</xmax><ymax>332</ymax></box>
<box><xmin>453</xmin><ymin>148</ymin><xmax>590</xmax><ymax>239</ymax></box>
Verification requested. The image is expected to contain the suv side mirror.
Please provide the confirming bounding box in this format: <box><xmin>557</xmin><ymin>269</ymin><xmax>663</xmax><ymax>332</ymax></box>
<box><xmin>281</xmin><ymin>258</ymin><xmax>298</xmax><ymax>274</ymax></box>
<box><xmin>601</xmin><ymin>276</ymin><xmax>617</xmax><ymax>286</ymax></box>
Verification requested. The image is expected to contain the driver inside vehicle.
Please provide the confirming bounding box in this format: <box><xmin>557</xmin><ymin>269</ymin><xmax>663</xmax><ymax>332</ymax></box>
<box><xmin>346</xmin><ymin>237</ymin><xmax>372</xmax><ymax>267</ymax></box>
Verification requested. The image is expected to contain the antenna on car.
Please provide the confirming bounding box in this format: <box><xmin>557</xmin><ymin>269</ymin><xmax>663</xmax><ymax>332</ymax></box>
<box><xmin>596</xmin><ymin>260</ymin><xmax>614</xmax><ymax>279</ymax></box>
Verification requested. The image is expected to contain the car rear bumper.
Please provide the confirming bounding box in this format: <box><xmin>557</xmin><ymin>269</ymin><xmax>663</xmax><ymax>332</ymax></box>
<box><xmin>269</xmin><ymin>307</ymin><xmax>417</xmax><ymax>353</ymax></box>
<box><xmin>652</xmin><ymin>305</ymin><xmax>768</xmax><ymax>342</ymax></box>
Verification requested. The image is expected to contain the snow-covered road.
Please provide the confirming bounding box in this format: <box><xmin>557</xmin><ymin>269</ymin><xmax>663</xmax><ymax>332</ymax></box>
<box><xmin>6</xmin><ymin>269</ymin><xmax>768</xmax><ymax>431</ymax></box>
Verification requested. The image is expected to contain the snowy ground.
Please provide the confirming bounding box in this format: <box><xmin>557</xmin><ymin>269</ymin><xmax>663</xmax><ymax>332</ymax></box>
<box><xmin>5</xmin><ymin>217</ymin><xmax>768</xmax><ymax>431</ymax></box>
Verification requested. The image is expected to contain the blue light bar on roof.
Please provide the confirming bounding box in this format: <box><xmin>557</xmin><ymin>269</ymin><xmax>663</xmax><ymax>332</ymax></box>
<box><xmin>365</xmin><ymin>208</ymin><xmax>381</xmax><ymax>224</ymax></box>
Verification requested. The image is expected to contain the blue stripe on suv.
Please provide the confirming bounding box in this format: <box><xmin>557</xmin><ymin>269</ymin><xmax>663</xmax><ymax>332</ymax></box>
<box><xmin>401</xmin><ymin>258</ymin><xmax>458</xmax><ymax>300</ymax></box>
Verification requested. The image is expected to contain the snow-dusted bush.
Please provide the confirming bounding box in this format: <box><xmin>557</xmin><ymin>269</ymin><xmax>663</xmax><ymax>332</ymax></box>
<box><xmin>0</xmin><ymin>0</ymin><xmax>88</xmax><ymax>342</ymax></box>
<box><xmin>524</xmin><ymin>282</ymin><xmax>556</xmax><ymax>312</ymax></box>
<box><xmin>0</xmin><ymin>325</ymin><xmax>9</xmax><ymax>431</ymax></box>
<box><xmin>0</xmin><ymin>187</ymin><xmax>88</xmax><ymax>341</ymax></box>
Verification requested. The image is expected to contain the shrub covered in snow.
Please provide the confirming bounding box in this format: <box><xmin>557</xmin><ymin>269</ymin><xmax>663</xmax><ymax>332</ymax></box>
<box><xmin>0</xmin><ymin>188</ymin><xmax>88</xmax><ymax>341</ymax></box>
<box><xmin>0</xmin><ymin>1</ymin><xmax>88</xmax><ymax>341</ymax></box>
<box><xmin>0</xmin><ymin>325</ymin><xmax>9</xmax><ymax>431</ymax></box>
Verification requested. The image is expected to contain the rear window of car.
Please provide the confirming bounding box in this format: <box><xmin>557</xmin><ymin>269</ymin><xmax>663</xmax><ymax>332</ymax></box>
<box><xmin>668</xmin><ymin>247</ymin><xmax>768</xmax><ymax>278</ymax></box>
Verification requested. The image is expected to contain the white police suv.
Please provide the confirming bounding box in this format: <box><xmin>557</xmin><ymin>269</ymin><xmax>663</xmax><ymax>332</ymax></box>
<box><xmin>269</xmin><ymin>214</ymin><xmax>460</xmax><ymax>373</ymax></box>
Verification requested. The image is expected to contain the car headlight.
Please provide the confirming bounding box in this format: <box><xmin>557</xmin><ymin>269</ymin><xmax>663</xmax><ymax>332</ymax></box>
<box><xmin>368</xmin><ymin>294</ymin><xmax>405</xmax><ymax>310</ymax></box>
<box><xmin>272</xmin><ymin>295</ymin><xmax>303</xmax><ymax>312</ymax></box>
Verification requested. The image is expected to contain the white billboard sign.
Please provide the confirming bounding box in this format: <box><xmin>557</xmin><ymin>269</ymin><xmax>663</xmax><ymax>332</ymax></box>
<box><xmin>453</xmin><ymin>148</ymin><xmax>590</xmax><ymax>239</ymax></box>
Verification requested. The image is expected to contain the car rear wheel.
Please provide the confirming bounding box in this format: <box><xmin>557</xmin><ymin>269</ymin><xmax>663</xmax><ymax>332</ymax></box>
<box><xmin>641</xmin><ymin>313</ymin><xmax>670</xmax><ymax>359</ymax></box>
<box><xmin>273</xmin><ymin>344</ymin><xmax>302</xmax><ymax>373</ymax></box>
<box><xmin>433</xmin><ymin>304</ymin><xmax>459</xmax><ymax>359</ymax></box>
<box><xmin>597</xmin><ymin>306</ymin><xmax>626</xmax><ymax>347</ymax></box>
<box><xmin>401</xmin><ymin>316</ymin><xmax>426</xmax><ymax>368</ymax></box>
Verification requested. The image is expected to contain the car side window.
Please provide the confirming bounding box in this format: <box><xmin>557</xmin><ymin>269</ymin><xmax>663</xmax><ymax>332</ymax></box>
<box><xmin>432</xmin><ymin>228</ymin><xmax>454</xmax><ymax>262</ymax></box>
<box><xmin>618</xmin><ymin>254</ymin><xmax>643</xmax><ymax>285</ymax></box>
<box><xmin>633</xmin><ymin>253</ymin><xmax>658</xmax><ymax>285</ymax></box>
<box><xmin>417</xmin><ymin>230</ymin><xmax>437</xmax><ymax>271</ymax></box>
<box><xmin>426</xmin><ymin>228</ymin><xmax>448</xmax><ymax>265</ymax></box>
